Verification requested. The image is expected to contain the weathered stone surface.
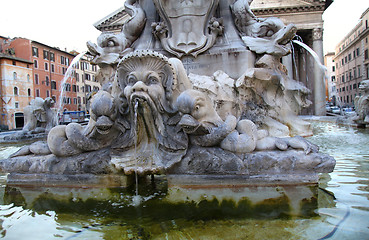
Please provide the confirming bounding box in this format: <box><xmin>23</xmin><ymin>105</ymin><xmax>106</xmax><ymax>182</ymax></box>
<box><xmin>0</xmin><ymin>0</ymin><xmax>336</xmax><ymax>186</ymax></box>
<box><xmin>0</xmin><ymin>148</ymin><xmax>115</xmax><ymax>175</ymax></box>
<box><xmin>169</xmin><ymin>147</ymin><xmax>335</xmax><ymax>176</ymax></box>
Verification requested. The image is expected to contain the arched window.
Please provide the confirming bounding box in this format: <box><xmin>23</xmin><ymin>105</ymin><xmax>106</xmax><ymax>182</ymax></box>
<box><xmin>27</xmin><ymin>88</ymin><xmax>31</xmax><ymax>96</ymax></box>
<box><xmin>13</xmin><ymin>72</ymin><xmax>17</xmax><ymax>80</ymax></box>
<box><xmin>14</xmin><ymin>87</ymin><xmax>18</xmax><ymax>96</ymax></box>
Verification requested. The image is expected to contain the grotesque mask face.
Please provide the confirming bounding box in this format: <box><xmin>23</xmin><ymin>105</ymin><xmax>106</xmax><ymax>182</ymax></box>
<box><xmin>117</xmin><ymin>51</ymin><xmax>177</xmax><ymax>115</ymax></box>
<box><xmin>123</xmin><ymin>69</ymin><xmax>166</xmax><ymax>110</ymax></box>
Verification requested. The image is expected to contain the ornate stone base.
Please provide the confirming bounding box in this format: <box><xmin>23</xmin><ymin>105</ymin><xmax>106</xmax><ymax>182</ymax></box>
<box><xmin>0</xmin><ymin>146</ymin><xmax>335</xmax><ymax>187</ymax></box>
<box><xmin>168</xmin><ymin>146</ymin><xmax>335</xmax><ymax>177</ymax></box>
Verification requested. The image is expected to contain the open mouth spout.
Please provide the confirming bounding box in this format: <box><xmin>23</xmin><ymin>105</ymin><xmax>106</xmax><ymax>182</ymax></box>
<box><xmin>95</xmin><ymin>116</ymin><xmax>113</xmax><ymax>135</ymax></box>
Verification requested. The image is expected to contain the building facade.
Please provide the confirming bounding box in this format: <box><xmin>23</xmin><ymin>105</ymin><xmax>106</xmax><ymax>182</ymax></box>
<box><xmin>333</xmin><ymin>7</ymin><xmax>369</xmax><ymax>108</ymax></box>
<box><xmin>6</xmin><ymin>38</ymin><xmax>79</xmax><ymax>112</ymax></box>
<box><xmin>73</xmin><ymin>53</ymin><xmax>100</xmax><ymax>112</ymax></box>
<box><xmin>0</xmin><ymin>53</ymin><xmax>33</xmax><ymax>130</ymax></box>
<box><xmin>0</xmin><ymin>36</ymin><xmax>100</xmax><ymax>129</ymax></box>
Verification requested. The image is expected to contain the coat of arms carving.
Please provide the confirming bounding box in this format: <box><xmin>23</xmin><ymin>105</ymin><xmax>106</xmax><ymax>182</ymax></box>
<box><xmin>152</xmin><ymin>0</ymin><xmax>223</xmax><ymax>58</ymax></box>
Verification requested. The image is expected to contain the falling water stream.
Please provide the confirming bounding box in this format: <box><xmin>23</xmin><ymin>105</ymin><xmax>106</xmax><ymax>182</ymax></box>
<box><xmin>56</xmin><ymin>51</ymin><xmax>86</xmax><ymax>123</ymax></box>
<box><xmin>132</xmin><ymin>100</ymin><xmax>142</xmax><ymax>206</ymax></box>
<box><xmin>292</xmin><ymin>40</ymin><xmax>327</xmax><ymax>76</ymax></box>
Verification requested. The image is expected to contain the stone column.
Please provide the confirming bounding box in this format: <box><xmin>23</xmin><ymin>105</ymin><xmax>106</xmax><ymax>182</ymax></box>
<box><xmin>282</xmin><ymin>54</ymin><xmax>294</xmax><ymax>79</ymax></box>
<box><xmin>312</xmin><ymin>28</ymin><xmax>326</xmax><ymax>116</ymax></box>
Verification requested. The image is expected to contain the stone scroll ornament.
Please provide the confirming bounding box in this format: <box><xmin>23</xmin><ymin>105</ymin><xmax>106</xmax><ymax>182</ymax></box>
<box><xmin>151</xmin><ymin>0</ymin><xmax>224</xmax><ymax>58</ymax></box>
<box><xmin>231</xmin><ymin>0</ymin><xmax>297</xmax><ymax>56</ymax></box>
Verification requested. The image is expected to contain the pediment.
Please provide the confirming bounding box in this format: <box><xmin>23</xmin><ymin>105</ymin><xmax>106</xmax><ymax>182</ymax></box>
<box><xmin>93</xmin><ymin>7</ymin><xmax>130</xmax><ymax>32</ymax></box>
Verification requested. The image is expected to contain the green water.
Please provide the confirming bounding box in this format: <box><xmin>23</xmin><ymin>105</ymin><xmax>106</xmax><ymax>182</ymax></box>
<box><xmin>0</xmin><ymin>121</ymin><xmax>368</xmax><ymax>239</ymax></box>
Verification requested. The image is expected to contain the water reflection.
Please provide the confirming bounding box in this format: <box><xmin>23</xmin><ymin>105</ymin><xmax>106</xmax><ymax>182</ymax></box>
<box><xmin>0</xmin><ymin>121</ymin><xmax>367</xmax><ymax>239</ymax></box>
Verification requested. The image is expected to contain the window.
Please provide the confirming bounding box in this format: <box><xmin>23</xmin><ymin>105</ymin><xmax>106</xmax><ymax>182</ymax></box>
<box><xmin>43</xmin><ymin>50</ymin><xmax>49</xmax><ymax>60</ymax></box>
<box><xmin>73</xmin><ymin>98</ymin><xmax>77</xmax><ymax>105</ymax></box>
<box><xmin>331</xmin><ymin>76</ymin><xmax>335</xmax><ymax>82</ymax></box>
<box><xmin>51</xmin><ymin>81</ymin><xmax>57</xmax><ymax>90</ymax></box>
<box><xmin>353</xmin><ymin>50</ymin><xmax>356</xmax><ymax>58</ymax></box>
<box><xmin>83</xmin><ymin>97</ymin><xmax>86</xmax><ymax>104</ymax></box>
<box><xmin>27</xmin><ymin>74</ymin><xmax>30</xmax><ymax>82</ymax></box>
<box><xmin>84</xmin><ymin>73</ymin><xmax>91</xmax><ymax>81</ymax></box>
<box><xmin>348</xmin><ymin>53</ymin><xmax>351</xmax><ymax>61</ymax></box>
<box><xmin>32</xmin><ymin>47</ymin><xmax>38</xmax><ymax>57</ymax></box>
<box><xmin>64</xmin><ymin>83</ymin><xmax>71</xmax><ymax>92</ymax></box>
<box><xmin>72</xmin><ymin>85</ymin><xmax>77</xmax><ymax>92</ymax></box>
<box><xmin>15</xmin><ymin>102</ymin><xmax>19</xmax><ymax>109</ymax></box>
<box><xmin>78</xmin><ymin>97</ymin><xmax>81</xmax><ymax>104</ymax></box>
<box><xmin>14</xmin><ymin>87</ymin><xmax>18</xmax><ymax>95</ymax></box>
<box><xmin>50</xmin><ymin>52</ymin><xmax>55</xmax><ymax>62</ymax></box>
<box><xmin>61</xmin><ymin>56</ymin><xmax>65</xmax><ymax>65</ymax></box>
<box><xmin>354</xmin><ymin>68</ymin><xmax>357</xmax><ymax>79</ymax></box>
<box><xmin>12</xmin><ymin>61</ymin><xmax>16</xmax><ymax>66</ymax></box>
<box><xmin>45</xmin><ymin>62</ymin><xmax>48</xmax><ymax>71</ymax></box>
<box><xmin>353</xmin><ymin>83</ymin><xmax>357</xmax><ymax>89</ymax></box>
<box><xmin>46</xmin><ymin>90</ymin><xmax>50</xmax><ymax>97</ymax></box>
<box><xmin>342</xmin><ymin>75</ymin><xmax>345</xmax><ymax>82</ymax></box>
<box><xmin>45</xmin><ymin>76</ymin><xmax>49</xmax><ymax>86</ymax></box>
<box><xmin>358</xmin><ymin>65</ymin><xmax>361</xmax><ymax>76</ymax></box>
<box><xmin>332</xmin><ymin>66</ymin><xmax>335</xmax><ymax>72</ymax></box>
<box><xmin>35</xmin><ymin>74</ymin><xmax>39</xmax><ymax>84</ymax></box>
<box><xmin>365</xmin><ymin>49</ymin><xmax>369</xmax><ymax>60</ymax></box>
<box><xmin>345</xmin><ymin>56</ymin><xmax>347</xmax><ymax>63</ymax></box>
<box><xmin>36</xmin><ymin>89</ymin><xmax>40</xmax><ymax>97</ymax></box>
<box><xmin>34</xmin><ymin>60</ymin><xmax>38</xmax><ymax>68</ymax></box>
<box><xmin>342</xmin><ymin>59</ymin><xmax>344</xmax><ymax>65</ymax></box>
<box><xmin>76</xmin><ymin>73</ymin><xmax>79</xmax><ymax>82</ymax></box>
<box><xmin>356</xmin><ymin>48</ymin><xmax>360</xmax><ymax>56</ymax></box>
<box><xmin>86</xmin><ymin>85</ymin><xmax>91</xmax><ymax>92</ymax></box>
<box><xmin>77</xmin><ymin>86</ymin><xmax>79</xmax><ymax>92</ymax></box>
<box><xmin>13</xmin><ymin>72</ymin><xmax>17</xmax><ymax>80</ymax></box>
<box><xmin>62</xmin><ymin>67</ymin><xmax>66</xmax><ymax>74</ymax></box>
<box><xmin>51</xmin><ymin>64</ymin><xmax>55</xmax><ymax>73</ymax></box>
<box><xmin>27</xmin><ymin>88</ymin><xmax>31</xmax><ymax>96</ymax></box>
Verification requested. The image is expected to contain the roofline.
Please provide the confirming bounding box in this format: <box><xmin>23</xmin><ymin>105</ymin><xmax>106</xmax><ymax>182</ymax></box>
<box><xmin>0</xmin><ymin>53</ymin><xmax>34</xmax><ymax>64</ymax></box>
<box><xmin>360</xmin><ymin>7</ymin><xmax>369</xmax><ymax>19</ymax></box>
<box><xmin>93</xmin><ymin>6</ymin><xmax>126</xmax><ymax>30</ymax></box>
<box><xmin>31</xmin><ymin>40</ymin><xmax>76</xmax><ymax>57</ymax></box>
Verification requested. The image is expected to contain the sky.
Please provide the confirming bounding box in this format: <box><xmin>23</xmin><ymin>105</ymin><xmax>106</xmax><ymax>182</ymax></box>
<box><xmin>0</xmin><ymin>0</ymin><xmax>368</xmax><ymax>54</ymax></box>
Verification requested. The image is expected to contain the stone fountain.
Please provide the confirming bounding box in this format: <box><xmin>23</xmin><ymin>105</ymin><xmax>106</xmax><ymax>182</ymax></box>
<box><xmin>0</xmin><ymin>97</ymin><xmax>56</xmax><ymax>143</ymax></box>
<box><xmin>0</xmin><ymin>0</ymin><xmax>335</xmax><ymax>188</ymax></box>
